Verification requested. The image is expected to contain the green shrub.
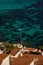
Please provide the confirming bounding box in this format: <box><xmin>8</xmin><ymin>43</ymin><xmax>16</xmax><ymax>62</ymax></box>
<box><xmin>38</xmin><ymin>46</ymin><xmax>43</xmax><ymax>50</ymax></box>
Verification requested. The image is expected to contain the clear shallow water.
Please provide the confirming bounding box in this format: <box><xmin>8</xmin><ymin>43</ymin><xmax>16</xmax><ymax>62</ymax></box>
<box><xmin>0</xmin><ymin>0</ymin><xmax>37</xmax><ymax>10</ymax></box>
<box><xmin>0</xmin><ymin>0</ymin><xmax>43</xmax><ymax>46</ymax></box>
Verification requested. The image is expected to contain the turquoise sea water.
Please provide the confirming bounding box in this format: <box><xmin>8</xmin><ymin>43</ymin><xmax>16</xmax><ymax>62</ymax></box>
<box><xmin>0</xmin><ymin>0</ymin><xmax>37</xmax><ymax>10</ymax></box>
<box><xmin>0</xmin><ymin>0</ymin><xmax>43</xmax><ymax>46</ymax></box>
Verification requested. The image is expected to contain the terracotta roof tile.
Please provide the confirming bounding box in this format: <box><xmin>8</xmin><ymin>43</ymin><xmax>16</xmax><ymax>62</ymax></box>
<box><xmin>10</xmin><ymin>54</ymin><xmax>33</xmax><ymax>65</ymax></box>
<box><xmin>10</xmin><ymin>48</ymin><xmax>20</xmax><ymax>55</ymax></box>
<box><xmin>0</xmin><ymin>54</ymin><xmax>8</xmax><ymax>65</ymax></box>
<box><xmin>10</xmin><ymin>48</ymin><xmax>43</xmax><ymax>65</ymax></box>
<box><xmin>24</xmin><ymin>48</ymin><xmax>36</xmax><ymax>51</ymax></box>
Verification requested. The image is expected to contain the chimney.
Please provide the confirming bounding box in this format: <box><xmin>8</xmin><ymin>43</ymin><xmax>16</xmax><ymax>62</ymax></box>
<box><xmin>34</xmin><ymin>58</ymin><xmax>38</xmax><ymax>62</ymax></box>
<box><xmin>33</xmin><ymin>49</ymin><xmax>37</xmax><ymax>52</ymax></box>
<box><xmin>20</xmin><ymin>53</ymin><xmax>23</xmax><ymax>56</ymax></box>
<box><xmin>30</xmin><ymin>58</ymin><xmax>38</xmax><ymax>65</ymax></box>
<box><xmin>38</xmin><ymin>50</ymin><xmax>43</xmax><ymax>56</ymax></box>
<box><xmin>39</xmin><ymin>49</ymin><xmax>41</xmax><ymax>53</ymax></box>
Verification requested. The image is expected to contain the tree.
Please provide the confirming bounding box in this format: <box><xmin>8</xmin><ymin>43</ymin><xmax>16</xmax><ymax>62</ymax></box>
<box><xmin>3</xmin><ymin>42</ymin><xmax>15</xmax><ymax>54</ymax></box>
<box><xmin>38</xmin><ymin>46</ymin><xmax>43</xmax><ymax>50</ymax></box>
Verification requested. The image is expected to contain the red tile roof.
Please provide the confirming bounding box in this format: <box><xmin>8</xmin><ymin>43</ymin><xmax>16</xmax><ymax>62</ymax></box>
<box><xmin>34</xmin><ymin>55</ymin><xmax>43</xmax><ymax>65</ymax></box>
<box><xmin>0</xmin><ymin>54</ymin><xmax>8</xmax><ymax>65</ymax></box>
<box><xmin>10</xmin><ymin>48</ymin><xmax>20</xmax><ymax>55</ymax></box>
<box><xmin>24</xmin><ymin>48</ymin><xmax>36</xmax><ymax>51</ymax></box>
<box><xmin>10</xmin><ymin>48</ymin><xmax>43</xmax><ymax>65</ymax></box>
<box><xmin>10</xmin><ymin>54</ymin><xmax>33</xmax><ymax>65</ymax></box>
